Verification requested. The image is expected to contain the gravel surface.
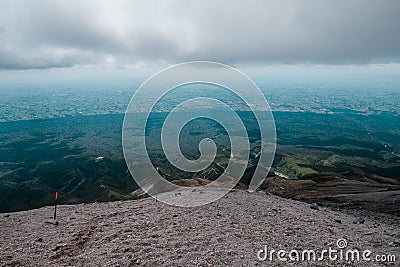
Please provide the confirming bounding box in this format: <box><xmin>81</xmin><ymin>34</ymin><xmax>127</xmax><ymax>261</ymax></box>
<box><xmin>1</xmin><ymin>190</ymin><xmax>399</xmax><ymax>266</ymax></box>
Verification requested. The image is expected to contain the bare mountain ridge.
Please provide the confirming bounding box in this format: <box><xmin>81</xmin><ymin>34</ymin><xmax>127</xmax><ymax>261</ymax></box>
<box><xmin>1</xmin><ymin>189</ymin><xmax>399</xmax><ymax>266</ymax></box>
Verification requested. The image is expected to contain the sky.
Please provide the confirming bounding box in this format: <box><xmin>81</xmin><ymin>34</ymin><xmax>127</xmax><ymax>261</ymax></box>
<box><xmin>0</xmin><ymin>0</ymin><xmax>400</xmax><ymax>71</ymax></box>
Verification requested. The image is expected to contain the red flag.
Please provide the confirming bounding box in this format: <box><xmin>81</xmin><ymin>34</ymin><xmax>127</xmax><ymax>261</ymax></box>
<box><xmin>55</xmin><ymin>191</ymin><xmax>59</xmax><ymax>200</ymax></box>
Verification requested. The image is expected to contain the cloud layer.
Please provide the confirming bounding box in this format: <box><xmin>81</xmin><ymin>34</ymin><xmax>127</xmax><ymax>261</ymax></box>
<box><xmin>0</xmin><ymin>0</ymin><xmax>399</xmax><ymax>69</ymax></box>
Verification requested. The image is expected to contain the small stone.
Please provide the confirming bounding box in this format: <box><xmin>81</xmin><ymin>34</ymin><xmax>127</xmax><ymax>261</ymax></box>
<box><xmin>364</xmin><ymin>231</ymin><xmax>375</xmax><ymax>235</ymax></box>
<box><xmin>3</xmin><ymin>214</ymin><xmax>10</xmax><ymax>218</ymax></box>
<box><xmin>266</xmin><ymin>208</ymin><xmax>278</xmax><ymax>212</ymax></box>
<box><xmin>310</xmin><ymin>203</ymin><xmax>320</xmax><ymax>210</ymax></box>
<box><xmin>44</xmin><ymin>219</ymin><xmax>59</xmax><ymax>225</ymax></box>
<box><xmin>36</xmin><ymin>238</ymin><xmax>43</xmax><ymax>242</ymax></box>
<box><xmin>334</xmin><ymin>219</ymin><xmax>342</xmax><ymax>224</ymax></box>
<box><xmin>53</xmin><ymin>244</ymin><xmax>66</xmax><ymax>251</ymax></box>
<box><xmin>352</xmin><ymin>217</ymin><xmax>365</xmax><ymax>224</ymax></box>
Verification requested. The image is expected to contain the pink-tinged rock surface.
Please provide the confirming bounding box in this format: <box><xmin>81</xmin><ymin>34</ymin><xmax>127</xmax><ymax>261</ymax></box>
<box><xmin>1</xmin><ymin>190</ymin><xmax>399</xmax><ymax>266</ymax></box>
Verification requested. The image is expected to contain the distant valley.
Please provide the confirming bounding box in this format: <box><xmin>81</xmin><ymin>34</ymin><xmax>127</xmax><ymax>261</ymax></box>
<box><xmin>1</xmin><ymin>111</ymin><xmax>399</xmax><ymax>214</ymax></box>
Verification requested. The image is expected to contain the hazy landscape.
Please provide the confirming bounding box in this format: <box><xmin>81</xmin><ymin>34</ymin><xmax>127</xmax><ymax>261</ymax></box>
<box><xmin>1</xmin><ymin>82</ymin><xmax>399</xmax><ymax>216</ymax></box>
<box><xmin>1</xmin><ymin>1</ymin><xmax>400</xmax><ymax>265</ymax></box>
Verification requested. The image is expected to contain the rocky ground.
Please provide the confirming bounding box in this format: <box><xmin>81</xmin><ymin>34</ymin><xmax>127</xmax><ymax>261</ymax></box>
<box><xmin>261</xmin><ymin>173</ymin><xmax>400</xmax><ymax>216</ymax></box>
<box><xmin>1</xmin><ymin>189</ymin><xmax>399</xmax><ymax>266</ymax></box>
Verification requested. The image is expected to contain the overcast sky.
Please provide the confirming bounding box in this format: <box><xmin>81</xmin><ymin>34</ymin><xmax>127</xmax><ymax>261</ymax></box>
<box><xmin>0</xmin><ymin>0</ymin><xmax>399</xmax><ymax>70</ymax></box>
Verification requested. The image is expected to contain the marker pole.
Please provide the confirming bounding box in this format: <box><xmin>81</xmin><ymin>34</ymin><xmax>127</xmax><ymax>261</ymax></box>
<box><xmin>53</xmin><ymin>192</ymin><xmax>58</xmax><ymax>220</ymax></box>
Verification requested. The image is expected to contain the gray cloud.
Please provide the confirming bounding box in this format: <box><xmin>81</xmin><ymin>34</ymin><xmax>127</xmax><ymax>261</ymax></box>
<box><xmin>0</xmin><ymin>0</ymin><xmax>399</xmax><ymax>69</ymax></box>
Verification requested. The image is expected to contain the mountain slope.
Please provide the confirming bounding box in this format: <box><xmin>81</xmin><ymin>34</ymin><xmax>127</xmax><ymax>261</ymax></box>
<box><xmin>1</xmin><ymin>189</ymin><xmax>399</xmax><ymax>266</ymax></box>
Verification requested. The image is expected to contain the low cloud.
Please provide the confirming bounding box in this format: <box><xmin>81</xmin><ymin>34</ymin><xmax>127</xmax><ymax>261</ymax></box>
<box><xmin>0</xmin><ymin>0</ymin><xmax>399</xmax><ymax>69</ymax></box>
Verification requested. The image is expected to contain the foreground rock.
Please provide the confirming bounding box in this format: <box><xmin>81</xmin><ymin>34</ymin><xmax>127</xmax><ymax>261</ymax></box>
<box><xmin>0</xmin><ymin>190</ymin><xmax>399</xmax><ymax>266</ymax></box>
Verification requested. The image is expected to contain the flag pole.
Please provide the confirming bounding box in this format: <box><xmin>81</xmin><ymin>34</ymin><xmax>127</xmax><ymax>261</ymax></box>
<box><xmin>53</xmin><ymin>191</ymin><xmax>58</xmax><ymax>220</ymax></box>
